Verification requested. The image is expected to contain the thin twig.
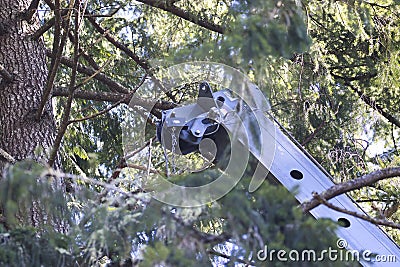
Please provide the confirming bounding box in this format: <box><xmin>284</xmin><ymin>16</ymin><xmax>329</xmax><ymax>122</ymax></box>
<box><xmin>74</xmin><ymin>58</ymin><xmax>113</xmax><ymax>89</ymax></box>
<box><xmin>52</xmin><ymin>87</ymin><xmax>175</xmax><ymax>110</ymax></box>
<box><xmin>313</xmin><ymin>192</ymin><xmax>400</xmax><ymax>229</ymax></box>
<box><xmin>109</xmin><ymin>138</ymin><xmax>155</xmax><ymax>180</ymax></box>
<box><xmin>45</xmin><ymin>168</ymin><xmax>144</xmax><ymax>199</ymax></box>
<box><xmin>67</xmin><ymin>100</ymin><xmax>123</xmax><ymax>124</ymax></box>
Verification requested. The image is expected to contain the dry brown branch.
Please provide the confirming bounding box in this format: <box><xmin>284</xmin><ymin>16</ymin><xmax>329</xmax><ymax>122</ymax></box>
<box><xmin>312</xmin><ymin>192</ymin><xmax>400</xmax><ymax>229</ymax></box>
<box><xmin>301</xmin><ymin>167</ymin><xmax>400</xmax><ymax>212</ymax></box>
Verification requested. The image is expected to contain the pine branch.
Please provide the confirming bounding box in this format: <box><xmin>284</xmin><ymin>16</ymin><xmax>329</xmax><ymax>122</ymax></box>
<box><xmin>313</xmin><ymin>192</ymin><xmax>400</xmax><ymax>229</ymax></box>
<box><xmin>331</xmin><ymin>72</ymin><xmax>400</xmax><ymax>129</ymax></box>
<box><xmin>347</xmin><ymin>82</ymin><xmax>400</xmax><ymax>129</ymax></box>
<box><xmin>207</xmin><ymin>249</ymin><xmax>255</xmax><ymax>266</ymax></box>
<box><xmin>67</xmin><ymin>100</ymin><xmax>123</xmax><ymax>124</ymax></box>
<box><xmin>301</xmin><ymin>167</ymin><xmax>400</xmax><ymax>212</ymax></box>
<box><xmin>136</xmin><ymin>0</ymin><xmax>225</xmax><ymax>34</ymax></box>
<box><xmin>86</xmin><ymin>16</ymin><xmax>150</xmax><ymax>70</ymax></box>
<box><xmin>86</xmin><ymin>16</ymin><xmax>176</xmax><ymax>102</ymax></box>
<box><xmin>67</xmin><ymin>75</ymin><xmax>147</xmax><ymax>124</ymax></box>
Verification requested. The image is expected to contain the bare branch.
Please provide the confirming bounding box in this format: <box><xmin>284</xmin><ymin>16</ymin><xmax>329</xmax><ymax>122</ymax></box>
<box><xmin>347</xmin><ymin>82</ymin><xmax>400</xmax><ymax>129</ymax></box>
<box><xmin>301</xmin><ymin>119</ymin><xmax>328</xmax><ymax>146</ymax></box>
<box><xmin>36</xmin><ymin>0</ymin><xmax>73</xmax><ymax>121</ymax></box>
<box><xmin>48</xmin><ymin>0</ymin><xmax>80</xmax><ymax>167</ymax></box>
<box><xmin>86</xmin><ymin>16</ymin><xmax>151</xmax><ymax>71</ymax></box>
<box><xmin>0</xmin><ymin>148</ymin><xmax>16</xmax><ymax>163</ymax></box>
<box><xmin>109</xmin><ymin>138</ymin><xmax>155</xmax><ymax>181</ymax></box>
<box><xmin>21</xmin><ymin>0</ymin><xmax>40</xmax><ymax>23</ymax></box>
<box><xmin>52</xmin><ymin>87</ymin><xmax>176</xmax><ymax>110</ymax></box>
<box><xmin>32</xmin><ymin>16</ymin><xmax>56</xmax><ymax>40</ymax></box>
<box><xmin>47</xmin><ymin>50</ymin><xmax>130</xmax><ymax>94</ymax></box>
<box><xmin>136</xmin><ymin>0</ymin><xmax>225</xmax><ymax>34</ymax></box>
<box><xmin>67</xmin><ymin>75</ymin><xmax>147</xmax><ymax>124</ymax></box>
<box><xmin>312</xmin><ymin>192</ymin><xmax>400</xmax><ymax>229</ymax></box>
<box><xmin>302</xmin><ymin>167</ymin><xmax>400</xmax><ymax>212</ymax></box>
<box><xmin>127</xmin><ymin>163</ymin><xmax>159</xmax><ymax>174</ymax></box>
<box><xmin>86</xmin><ymin>16</ymin><xmax>176</xmax><ymax>102</ymax></box>
<box><xmin>0</xmin><ymin>64</ymin><xmax>13</xmax><ymax>83</ymax></box>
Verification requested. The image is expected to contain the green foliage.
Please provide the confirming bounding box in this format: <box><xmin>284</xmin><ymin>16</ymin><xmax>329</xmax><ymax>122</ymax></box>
<box><xmin>0</xmin><ymin>162</ymin><xmax>356</xmax><ymax>266</ymax></box>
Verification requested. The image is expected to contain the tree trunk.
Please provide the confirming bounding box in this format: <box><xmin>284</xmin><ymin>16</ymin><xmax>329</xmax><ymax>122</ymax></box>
<box><xmin>0</xmin><ymin>0</ymin><xmax>60</xmax><ymax>228</ymax></box>
<box><xmin>0</xmin><ymin>0</ymin><xmax>56</xmax><ymax>171</ymax></box>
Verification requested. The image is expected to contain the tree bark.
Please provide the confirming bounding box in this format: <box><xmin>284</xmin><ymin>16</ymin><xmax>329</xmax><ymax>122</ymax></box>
<box><xmin>0</xmin><ymin>0</ymin><xmax>56</xmax><ymax>172</ymax></box>
<box><xmin>0</xmin><ymin>0</ymin><xmax>61</xmax><ymax>229</ymax></box>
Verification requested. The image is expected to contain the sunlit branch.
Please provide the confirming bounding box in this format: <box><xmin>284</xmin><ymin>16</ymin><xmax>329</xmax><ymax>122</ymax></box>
<box><xmin>301</xmin><ymin>167</ymin><xmax>400</xmax><ymax>212</ymax></box>
<box><xmin>0</xmin><ymin>148</ymin><xmax>16</xmax><ymax>163</ymax></box>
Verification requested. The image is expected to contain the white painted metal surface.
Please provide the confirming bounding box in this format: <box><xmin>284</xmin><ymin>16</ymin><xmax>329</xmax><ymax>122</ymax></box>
<box><xmin>236</xmin><ymin>112</ymin><xmax>400</xmax><ymax>266</ymax></box>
